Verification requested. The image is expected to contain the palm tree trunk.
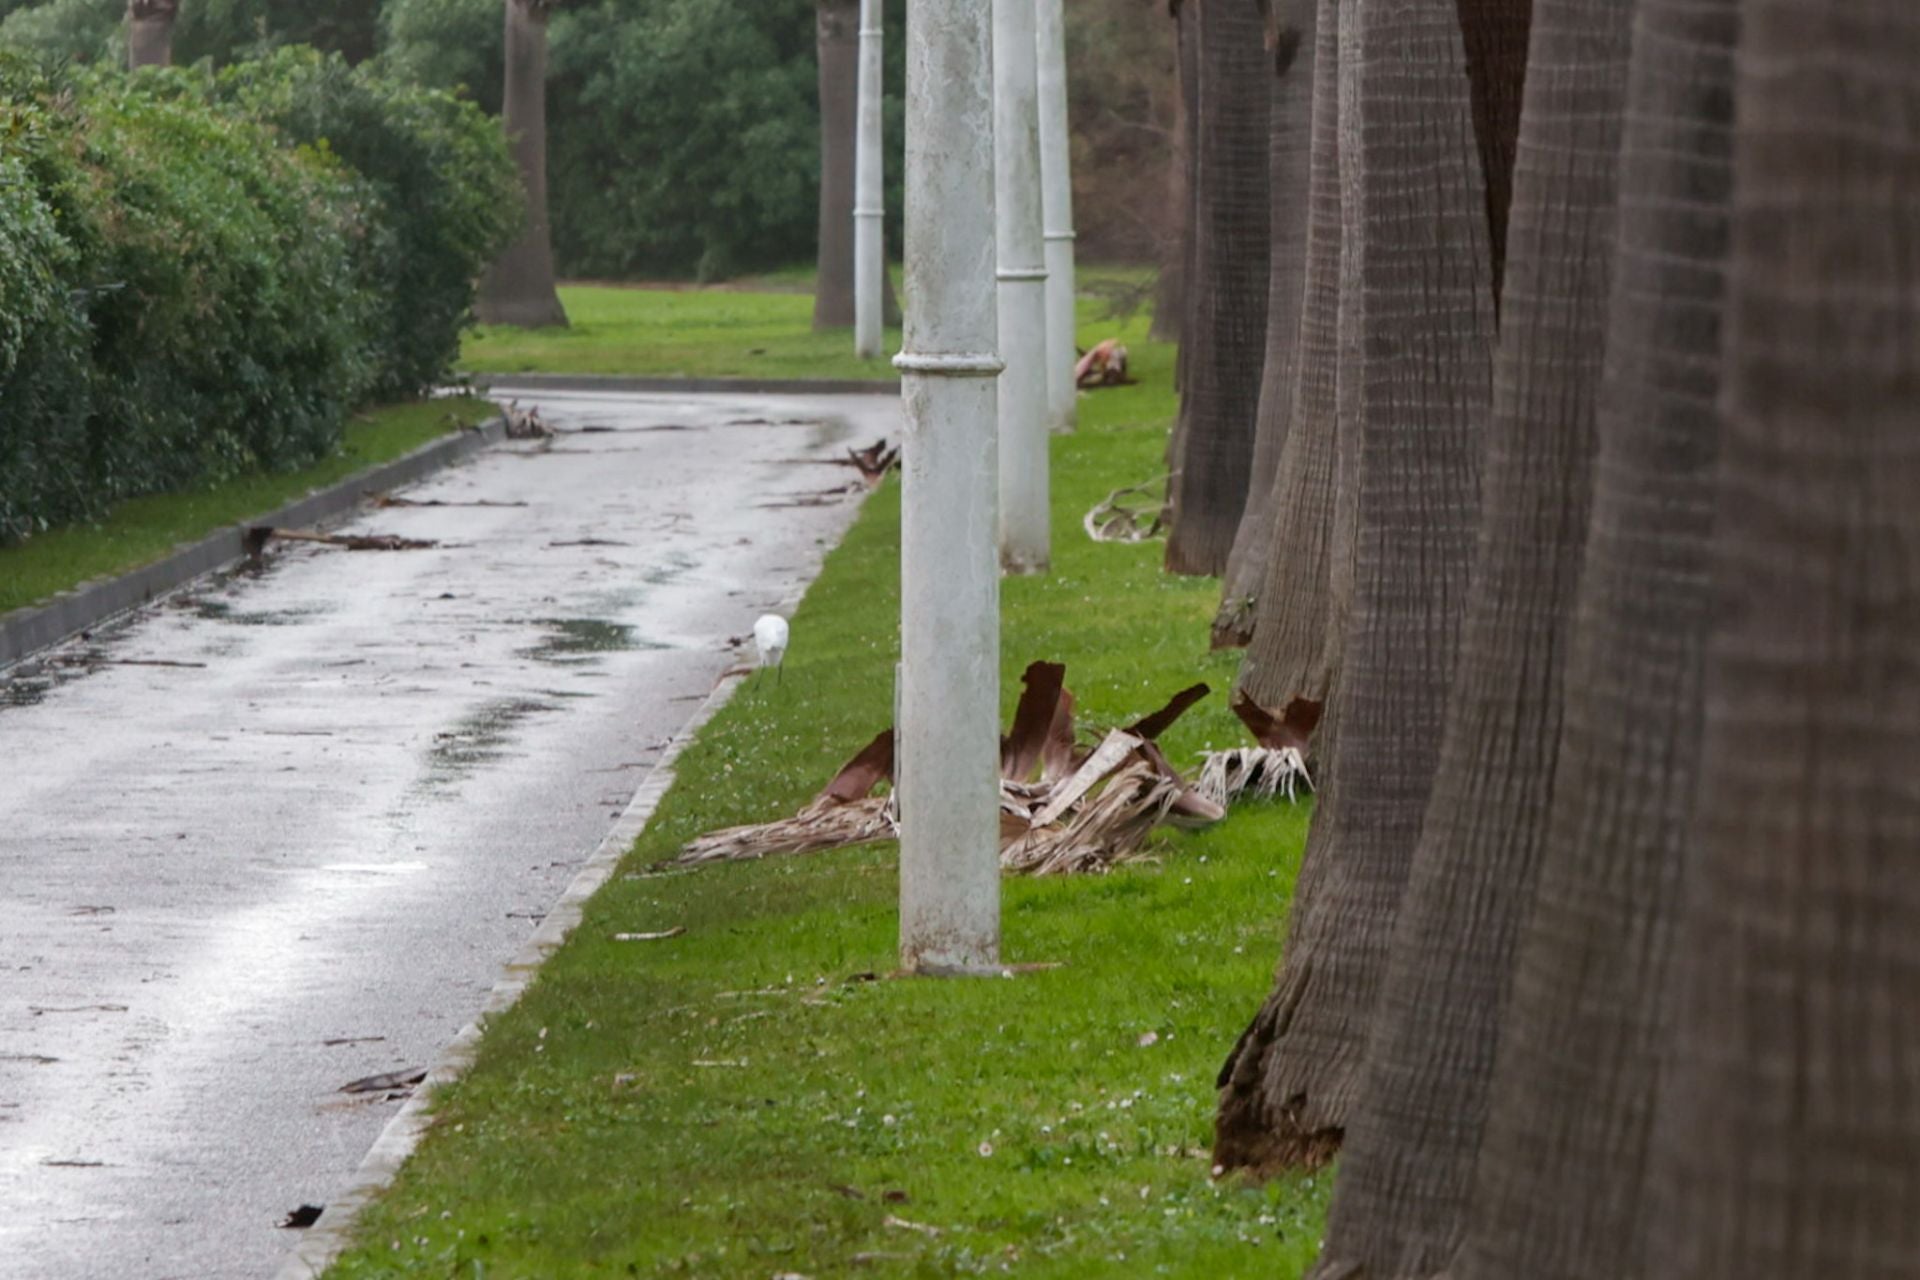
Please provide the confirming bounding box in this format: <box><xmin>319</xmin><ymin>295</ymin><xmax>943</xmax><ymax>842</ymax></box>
<box><xmin>1642</xmin><ymin>2</ymin><xmax>1920</xmax><ymax>1274</ymax></box>
<box><xmin>126</xmin><ymin>0</ymin><xmax>178</xmax><ymax>69</ymax></box>
<box><xmin>1302</xmin><ymin>0</ymin><xmax>1637</xmax><ymax>1272</ymax></box>
<box><xmin>1437</xmin><ymin>3</ymin><xmax>1734</xmax><ymax>1276</ymax></box>
<box><xmin>1212</xmin><ymin>0</ymin><xmax>1318</xmax><ymax>647</ymax></box>
<box><xmin>1229</xmin><ymin>0</ymin><xmax>1346</xmax><ymax>699</ymax></box>
<box><xmin>1163</xmin><ymin>0</ymin><xmax>1272</xmax><ymax>577</ymax></box>
<box><xmin>476</xmin><ymin>0</ymin><xmax>569</xmax><ymax>330</ymax></box>
<box><xmin>1152</xmin><ymin>0</ymin><xmax>1197</xmax><ymax>345</ymax></box>
<box><xmin>1213</xmin><ymin>0</ymin><xmax>1497</xmax><ymax>1175</ymax></box>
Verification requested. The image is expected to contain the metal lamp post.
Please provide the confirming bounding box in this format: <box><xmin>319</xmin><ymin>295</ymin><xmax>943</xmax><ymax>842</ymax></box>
<box><xmin>993</xmin><ymin>0</ymin><xmax>1051</xmax><ymax>575</ymax></box>
<box><xmin>1035</xmin><ymin>0</ymin><xmax>1077</xmax><ymax>433</ymax></box>
<box><xmin>853</xmin><ymin>0</ymin><xmax>886</xmax><ymax>359</ymax></box>
<box><xmin>894</xmin><ymin>0</ymin><xmax>1004</xmax><ymax>974</ymax></box>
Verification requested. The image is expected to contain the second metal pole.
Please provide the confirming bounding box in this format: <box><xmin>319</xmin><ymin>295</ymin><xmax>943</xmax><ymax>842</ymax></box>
<box><xmin>853</xmin><ymin>0</ymin><xmax>886</xmax><ymax>360</ymax></box>
<box><xmin>1035</xmin><ymin>0</ymin><xmax>1077</xmax><ymax>434</ymax></box>
<box><xmin>993</xmin><ymin>0</ymin><xmax>1051</xmax><ymax>575</ymax></box>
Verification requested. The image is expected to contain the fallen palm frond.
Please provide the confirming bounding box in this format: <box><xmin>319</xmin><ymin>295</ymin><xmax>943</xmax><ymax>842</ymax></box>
<box><xmin>1194</xmin><ymin>691</ymin><xmax>1321</xmax><ymax>805</ymax></box>
<box><xmin>1195</xmin><ymin>747</ymin><xmax>1311</xmax><ymax>807</ymax></box>
<box><xmin>671</xmin><ymin>664</ymin><xmax>1229</xmax><ymax>874</ymax></box>
<box><xmin>503</xmin><ymin>401</ymin><xmax>554</xmax><ymax>439</ymax></box>
<box><xmin>1074</xmin><ymin>338</ymin><xmax>1137</xmax><ymax>389</ymax></box>
<box><xmin>1085</xmin><ymin>476</ymin><xmax>1170</xmax><ymax>543</ymax></box>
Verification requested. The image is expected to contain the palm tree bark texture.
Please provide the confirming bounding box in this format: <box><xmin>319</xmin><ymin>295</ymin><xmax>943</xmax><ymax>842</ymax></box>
<box><xmin>1643</xmin><ymin>1</ymin><xmax>1920</xmax><ymax>1275</ymax></box>
<box><xmin>476</xmin><ymin>0</ymin><xmax>570</xmax><ymax>330</ymax></box>
<box><xmin>1163</xmin><ymin>0</ymin><xmax>1271</xmax><ymax>577</ymax></box>
<box><xmin>1303</xmin><ymin>0</ymin><xmax>1635</xmax><ymax>1272</ymax></box>
<box><xmin>1226</xmin><ymin>0</ymin><xmax>1342</xmax><ymax>682</ymax></box>
<box><xmin>1445</xmin><ymin>0</ymin><xmax>1735</xmax><ymax>1274</ymax></box>
<box><xmin>1153</xmin><ymin>0</ymin><xmax>1199</xmax><ymax>349</ymax></box>
<box><xmin>1211</xmin><ymin>0</ymin><xmax>1318</xmax><ymax>648</ymax></box>
<box><xmin>126</xmin><ymin>0</ymin><xmax>178</xmax><ymax>68</ymax></box>
<box><xmin>1213</xmin><ymin>0</ymin><xmax>1498</xmax><ymax>1174</ymax></box>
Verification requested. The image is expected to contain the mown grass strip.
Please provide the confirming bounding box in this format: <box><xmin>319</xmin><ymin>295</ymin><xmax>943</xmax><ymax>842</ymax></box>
<box><xmin>330</xmin><ymin>306</ymin><xmax>1327</xmax><ymax>1279</ymax></box>
<box><xmin>0</xmin><ymin>398</ymin><xmax>497</xmax><ymax>616</ymax></box>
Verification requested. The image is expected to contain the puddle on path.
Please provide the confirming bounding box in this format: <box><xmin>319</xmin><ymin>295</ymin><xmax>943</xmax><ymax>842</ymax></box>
<box><xmin>186</xmin><ymin>599</ymin><xmax>325</xmax><ymax>627</ymax></box>
<box><xmin>421</xmin><ymin>697</ymin><xmax>559</xmax><ymax>788</ymax></box>
<box><xmin>521</xmin><ymin>619</ymin><xmax>639</xmax><ymax>665</ymax></box>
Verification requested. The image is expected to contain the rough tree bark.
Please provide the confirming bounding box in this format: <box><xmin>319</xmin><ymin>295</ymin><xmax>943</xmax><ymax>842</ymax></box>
<box><xmin>1303</xmin><ymin>0</ymin><xmax>1634</xmax><ymax>1272</ymax></box>
<box><xmin>1442</xmin><ymin>1</ymin><xmax>1736</xmax><ymax>1275</ymax></box>
<box><xmin>1211</xmin><ymin>0</ymin><xmax>1318</xmax><ymax>646</ymax></box>
<box><xmin>1642</xmin><ymin>1</ymin><xmax>1920</xmax><ymax>1275</ymax></box>
<box><xmin>1213</xmin><ymin>0</ymin><xmax>1496</xmax><ymax>1174</ymax></box>
<box><xmin>1163</xmin><ymin>0</ymin><xmax>1272</xmax><ymax>577</ymax></box>
<box><xmin>476</xmin><ymin>0</ymin><xmax>569</xmax><ymax>330</ymax></box>
<box><xmin>1219</xmin><ymin>0</ymin><xmax>1343</xmax><ymax>666</ymax></box>
<box><xmin>126</xmin><ymin>0</ymin><xmax>178</xmax><ymax>69</ymax></box>
<box><xmin>1152</xmin><ymin>0</ymin><xmax>1196</xmax><ymax>345</ymax></box>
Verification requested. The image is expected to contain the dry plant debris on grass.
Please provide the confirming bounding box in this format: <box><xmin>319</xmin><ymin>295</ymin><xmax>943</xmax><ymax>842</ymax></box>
<box><xmin>674</xmin><ymin>662</ymin><xmax>1233</xmax><ymax>875</ymax></box>
<box><xmin>1085</xmin><ymin>475</ymin><xmax>1170</xmax><ymax>543</ymax></box>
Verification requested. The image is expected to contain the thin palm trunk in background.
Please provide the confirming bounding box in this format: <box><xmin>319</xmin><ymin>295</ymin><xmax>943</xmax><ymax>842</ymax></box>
<box><xmin>1304</xmin><ymin>0</ymin><xmax>1634</xmax><ymax>1271</ymax></box>
<box><xmin>477</xmin><ymin>0</ymin><xmax>569</xmax><ymax>329</ymax></box>
<box><xmin>1162</xmin><ymin>0</ymin><xmax>1270</xmax><ymax>577</ymax></box>
<box><xmin>1214</xmin><ymin>0</ymin><xmax>1497</xmax><ymax>1174</ymax></box>
<box><xmin>1228</xmin><ymin>0</ymin><xmax>1344</xmax><ymax>689</ymax></box>
<box><xmin>1643</xmin><ymin>1</ymin><xmax>1920</xmax><ymax>1273</ymax></box>
<box><xmin>1212</xmin><ymin>0</ymin><xmax>1318</xmax><ymax>646</ymax></box>
<box><xmin>814</xmin><ymin>0</ymin><xmax>860</xmax><ymax>330</ymax></box>
<box><xmin>1445</xmin><ymin>2</ymin><xmax>1736</xmax><ymax>1274</ymax></box>
<box><xmin>125</xmin><ymin>0</ymin><xmax>178</xmax><ymax>68</ymax></box>
<box><xmin>1152</xmin><ymin>0</ymin><xmax>1197</xmax><ymax>346</ymax></box>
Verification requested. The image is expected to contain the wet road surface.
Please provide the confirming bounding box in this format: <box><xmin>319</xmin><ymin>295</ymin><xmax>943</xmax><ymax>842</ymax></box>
<box><xmin>0</xmin><ymin>389</ymin><xmax>892</xmax><ymax>1279</ymax></box>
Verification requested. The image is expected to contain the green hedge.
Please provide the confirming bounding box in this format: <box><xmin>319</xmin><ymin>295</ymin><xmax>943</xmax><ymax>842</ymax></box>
<box><xmin>0</xmin><ymin>53</ymin><xmax>514</xmax><ymax>545</ymax></box>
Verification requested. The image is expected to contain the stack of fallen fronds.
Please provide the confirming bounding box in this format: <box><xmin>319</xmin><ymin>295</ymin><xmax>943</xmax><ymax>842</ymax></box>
<box><xmin>1194</xmin><ymin>692</ymin><xmax>1320</xmax><ymax>807</ymax></box>
<box><xmin>670</xmin><ymin>662</ymin><xmax>1227</xmax><ymax>874</ymax></box>
<box><xmin>1085</xmin><ymin>475</ymin><xmax>1170</xmax><ymax>543</ymax></box>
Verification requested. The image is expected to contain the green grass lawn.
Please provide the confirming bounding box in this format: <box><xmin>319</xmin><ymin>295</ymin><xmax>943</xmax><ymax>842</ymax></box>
<box><xmin>0</xmin><ymin>397</ymin><xmax>497</xmax><ymax>616</ymax></box>
<box><xmin>326</xmin><ymin>308</ymin><xmax>1329</xmax><ymax>1278</ymax></box>
<box><xmin>461</xmin><ymin>266</ymin><xmax>1158</xmax><ymax>382</ymax></box>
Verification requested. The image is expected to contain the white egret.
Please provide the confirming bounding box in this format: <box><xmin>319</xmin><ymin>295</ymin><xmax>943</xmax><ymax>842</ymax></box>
<box><xmin>752</xmin><ymin>614</ymin><xmax>789</xmax><ymax>685</ymax></box>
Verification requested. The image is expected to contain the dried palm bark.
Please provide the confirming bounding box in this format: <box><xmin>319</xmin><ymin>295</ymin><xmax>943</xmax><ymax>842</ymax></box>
<box><xmin>1642</xmin><ymin>2</ymin><xmax>1920</xmax><ymax>1273</ymax></box>
<box><xmin>1446</xmin><ymin>0</ymin><xmax>1735</xmax><ymax>1273</ymax></box>
<box><xmin>1215</xmin><ymin>0</ymin><xmax>1500</xmax><ymax>1176</ymax></box>
<box><xmin>1307</xmin><ymin>0</ymin><xmax>1636</xmax><ymax>1270</ymax></box>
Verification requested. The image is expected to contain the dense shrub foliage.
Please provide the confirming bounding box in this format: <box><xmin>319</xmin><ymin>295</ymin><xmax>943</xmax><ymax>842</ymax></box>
<box><xmin>215</xmin><ymin>48</ymin><xmax>520</xmax><ymax>399</ymax></box>
<box><xmin>383</xmin><ymin>0</ymin><xmax>907</xmax><ymax>281</ymax></box>
<box><xmin>0</xmin><ymin>54</ymin><xmax>513</xmax><ymax>543</ymax></box>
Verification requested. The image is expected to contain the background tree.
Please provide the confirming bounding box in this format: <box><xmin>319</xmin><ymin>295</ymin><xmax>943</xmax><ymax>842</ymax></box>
<box><xmin>1642</xmin><ymin>0</ymin><xmax>1920</xmax><ymax>1273</ymax></box>
<box><xmin>475</xmin><ymin>0</ymin><xmax>567</xmax><ymax>328</ymax></box>
<box><xmin>1302</xmin><ymin>0</ymin><xmax>1632</xmax><ymax>1271</ymax></box>
<box><xmin>1211</xmin><ymin>0</ymin><xmax>1316</xmax><ymax>646</ymax></box>
<box><xmin>1161</xmin><ymin>0</ymin><xmax>1270</xmax><ymax>577</ymax></box>
<box><xmin>1151</xmin><ymin>0</ymin><xmax>1195</xmax><ymax>344</ymax></box>
<box><xmin>1215</xmin><ymin>0</ymin><xmax>1502</xmax><ymax>1172</ymax></box>
<box><xmin>811</xmin><ymin>0</ymin><xmax>857</xmax><ymax>328</ymax></box>
<box><xmin>1444</xmin><ymin>1</ymin><xmax>1736</xmax><ymax>1273</ymax></box>
<box><xmin>124</xmin><ymin>0</ymin><xmax>174</xmax><ymax>67</ymax></box>
<box><xmin>811</xmin><ymin>0</ymin><xmax>896</xmax><ymax>331</ymax></box>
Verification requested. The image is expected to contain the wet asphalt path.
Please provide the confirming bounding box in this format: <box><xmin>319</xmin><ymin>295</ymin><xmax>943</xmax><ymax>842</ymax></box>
<box><xmin>0</xmin><ymin>389</ymin><xmax>892</xmax><ymax>1279</ymax></box>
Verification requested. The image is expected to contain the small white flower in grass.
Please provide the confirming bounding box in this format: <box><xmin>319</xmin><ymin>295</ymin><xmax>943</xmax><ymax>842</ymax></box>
<box><xmin>1137</xmin><ymin>1031</ymin><xmax>1158</xmax><ymax>1048</ymax></box>
<box><xmin>978</xmin><ymin>1141</ymin><xmax>994</xmax><ymax>1158</ymax></box>
<box><xmin>882</xmin><ymin>1114</ymin><xmax>897</xmax><ymax>1127</ymax></box>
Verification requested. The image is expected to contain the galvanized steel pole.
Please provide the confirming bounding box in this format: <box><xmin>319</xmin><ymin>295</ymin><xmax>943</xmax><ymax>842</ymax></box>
<box><xmin>1035</xmin><ymin>0</ymin><xmax>1077</xmax><ymax>433</ymax></box>
<box><xmin>894</xmin><ymin>0</ymin><xmax>1003</xmax><ymax>974</ymax></box>
<box><xmin>993</xmin><ymin>0</ymin><xmax>1051</xmax><ymax>574</ymax></box>
<box><xmin>853</xmin><ymin>0</ymin><xmax>886</xmax><ymax>359</ymax></box>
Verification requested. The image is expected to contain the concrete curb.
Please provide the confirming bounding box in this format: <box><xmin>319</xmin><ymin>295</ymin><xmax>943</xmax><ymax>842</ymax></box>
<box><xmin>0</xmin><ymin>419</ymin><xmax>508</xmax><ymax>669</ymax></box>
<box><xmin>470</xmin><ymin>371</ymin><xmax>901</xmax><ymax>397</ymax></box>
<box><xmin>273</xmin><ymin>665</ymin><xmax>754</xmax><ymax>1280</ymax></box>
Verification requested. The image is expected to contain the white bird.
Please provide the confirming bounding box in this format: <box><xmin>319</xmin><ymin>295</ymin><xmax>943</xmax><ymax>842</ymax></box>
<box><xmin>752</xmin><ymin>613</ymin><xmax>789</xmax><ymax>685</ymax></box>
